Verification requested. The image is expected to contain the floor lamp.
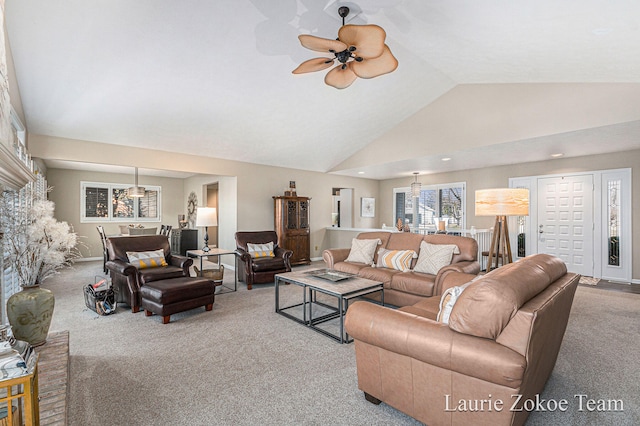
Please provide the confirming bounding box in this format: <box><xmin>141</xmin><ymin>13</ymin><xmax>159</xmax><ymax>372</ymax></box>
<box><xmin>195</xmin><ymin>207</ymin><xmax>217</xmax><ymax>252</ymax></box>
<box><xmin>475</xmin><ymin>188</ymin><xmax>529</xmax><ymax>272</ymax></box>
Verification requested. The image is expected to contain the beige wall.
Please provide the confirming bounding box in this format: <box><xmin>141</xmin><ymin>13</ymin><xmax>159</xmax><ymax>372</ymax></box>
<box><xmin>33</xmin><ymin>136</ymin><xmax>380</xmax><ymax>261</ymax></box>
<box><xmin>46</xmin><ymin>168</ymin><xmax>185</xmax><ymax>258</ymax></box>
<box><xmin>182</xmin><ymin>167</ymin><xmax>379</xmax><ymax>259</ymax></box>
<box><xmin>35</xmin><ymin>136</ymin><xmax>638</xmax><ymax>279</ymax></box>
<box><xmin>380</xmin><ymin>149</ymin><xmax>640</xmax><ymax>281</ymax></box>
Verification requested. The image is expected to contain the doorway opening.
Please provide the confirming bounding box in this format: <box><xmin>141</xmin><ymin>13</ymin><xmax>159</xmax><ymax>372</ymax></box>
<box><xmin>204</xmin><ymin>182</ymin><xmax>219</xmax><ymax>248</ymax></box>
<box><xmin>332</xmin><ymin>188</ymin><xmax>353</xmax><ymax>228</ymax></box>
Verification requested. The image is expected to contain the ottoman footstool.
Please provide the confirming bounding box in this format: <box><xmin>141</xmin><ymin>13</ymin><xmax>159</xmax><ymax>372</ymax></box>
<box><xmin>140</xmin><ymin>276</ymin><xmax>215</xmax><ymax>324</ymax></box>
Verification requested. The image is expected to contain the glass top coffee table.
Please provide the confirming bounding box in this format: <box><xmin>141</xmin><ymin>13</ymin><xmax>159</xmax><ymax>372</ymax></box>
<box><xmin>275</xmin><ymin>269</ymin><xmax>384</xmax><ymax>343</ymax></box>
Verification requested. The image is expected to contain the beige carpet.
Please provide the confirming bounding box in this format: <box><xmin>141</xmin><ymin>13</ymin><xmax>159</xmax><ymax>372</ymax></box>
<box><xmin>42</xmin><ymin>260</ymin><xmax>639</xmax><ymax>425</ymax></box>
<box><xmin>44</xmin><ymin>261</ymin><xmax>421</xmax><ymax>425</ymax></box>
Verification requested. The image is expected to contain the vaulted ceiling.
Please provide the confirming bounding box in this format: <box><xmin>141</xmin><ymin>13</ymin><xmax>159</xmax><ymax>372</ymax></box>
<box><xmin>6</xmin><ymin>1</ymin><xmax>640</xmax><ymax>179</ymax></box>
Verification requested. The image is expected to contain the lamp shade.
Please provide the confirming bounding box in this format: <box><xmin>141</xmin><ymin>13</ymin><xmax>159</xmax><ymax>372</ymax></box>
<box><xmin>195</xmin><ymin>207</ymin><xmax>218</xmax><ymax>227</ymax></box>
<box><xmin>475</xmin><ymin>188</ymin><xmax>529</xmax><ymax>216</ymax></box>
<box><xmin>127</xmin><ymin>186</ymin><xmax>145</xmax><ymax>198</ymax></box>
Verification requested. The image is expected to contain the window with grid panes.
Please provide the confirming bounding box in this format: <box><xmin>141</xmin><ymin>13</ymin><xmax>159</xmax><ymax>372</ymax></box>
<box><xmin>81</xmin><ymin>181</ymin><xmax>161</xmax><ymax>222</ymax></box>
<box><xmin>393</xmin><ymin>182</ymin><xmax>465</xmax><ymax>232</ymax></box>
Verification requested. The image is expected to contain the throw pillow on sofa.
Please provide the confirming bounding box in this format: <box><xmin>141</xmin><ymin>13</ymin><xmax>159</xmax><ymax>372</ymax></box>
<box><xmin>247</xmin><ymin>242</ymin><xmax>275</xmax><ymax>258</ymax></box>
<box><xmin>437</xmin><ymin>278</ymin><xmax>479</xmax><ymax>323</ymax></box>
<box><xmin>345</xmin><ymin>238</ymin><xmax>381</xmax><ymax>265</ymax></box>
<box><xmin>376</xmin><ymin>248</ymin><xmax>417</xmax><ymax>272</ymax></box>
<box><xmin>413</xmin><ymin>241</ymin><xmax>460</xmax><ymax>275</ymax></box>
<box><xmin>126</xmin><ymin>249</ymin><xmax>168</xmax><ymax>269</ymax></box>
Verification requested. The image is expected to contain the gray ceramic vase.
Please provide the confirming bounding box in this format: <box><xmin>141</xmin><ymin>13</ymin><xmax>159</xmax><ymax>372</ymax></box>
<box><xmin>6</xmin><ymin>285</ymin><xmax>55</xmax><ymax>347</ymax></box>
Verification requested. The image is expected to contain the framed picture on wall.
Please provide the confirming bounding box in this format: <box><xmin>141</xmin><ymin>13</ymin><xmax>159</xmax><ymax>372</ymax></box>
<box><xmin>361</xmin><ymin>197</ymin><xmax>375</xmax><ymax>218</ymax></box>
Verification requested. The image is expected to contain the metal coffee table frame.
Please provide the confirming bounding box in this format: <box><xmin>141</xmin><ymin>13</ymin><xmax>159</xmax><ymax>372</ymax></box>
<box><xmin>275</xmin><ymin>271</ymin><xmax>384</xmax><ymax>343</ymax></box>
<box><xmin>187</xmin><ymin>248</ymin><xmax>238</xmax><ymax>294</ymax></box>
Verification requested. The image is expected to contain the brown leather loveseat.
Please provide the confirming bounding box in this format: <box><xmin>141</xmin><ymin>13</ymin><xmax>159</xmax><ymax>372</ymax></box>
<box><xmin>345</xmin><ymin>253</ymin><xmax>579</xmax><ymax>426</ymax></box>
<box><xmin>106</xmin><ymin>235</ymin><xmax>194</xmax><ymax>312</ymax></box>
<box><xmin>323</xmin><ymin>231</ymin><xmax>480</xmax><ymax>306</ymax></box>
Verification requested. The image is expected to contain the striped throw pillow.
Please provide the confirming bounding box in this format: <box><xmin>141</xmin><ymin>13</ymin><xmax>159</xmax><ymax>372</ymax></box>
<box><xmin>376</xmin><ymin>248</ymin><xmax>417</xmax><ymax>272</ymax></box>
<box><xmin>126</xmin><ymin>249</ymin><xmax>168</xmax><ymax>269</ymax></box>
<box><xmin>247</xmin><ymin>242</ymin><xmax>275</xmax><ymax>258</ymax></box>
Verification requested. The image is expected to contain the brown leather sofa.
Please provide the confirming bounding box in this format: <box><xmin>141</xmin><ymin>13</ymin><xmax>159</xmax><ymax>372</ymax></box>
<box><xmin>345</xmin><ymin>253</ymin><xmax>579</xmax><ymax>426</ymax></box>
<box><xmin>106</xmin><ymin>235</ymin><xmax>195</xmax><ymax>312</ymax></box>
<box><xmin>235</xmin><ymin>231</ymin><xmax>293</xmax><ymax>290</ymax></box>
<box><xmin>323</xmin><ymin>231</ymin><xmax>480</xmax><ymax>306</ymax></box>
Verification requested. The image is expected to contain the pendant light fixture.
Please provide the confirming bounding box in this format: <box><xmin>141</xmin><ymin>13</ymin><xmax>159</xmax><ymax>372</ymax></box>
<box><xmin>127</xmin><ymin>167</ymin><xmax>146</xmax><ymax>198</ymax></box>
<box><xmin>411</xmin><ymin>172</ymin><xmax>421</xmax><ymax>198</ymax></box>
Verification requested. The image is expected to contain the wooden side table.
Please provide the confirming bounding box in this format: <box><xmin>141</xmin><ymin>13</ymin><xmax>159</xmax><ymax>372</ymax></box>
<box><xmin>0</xmin><ymin>354</ymin><xmax>39</xmax><ymax>426</ymax></box>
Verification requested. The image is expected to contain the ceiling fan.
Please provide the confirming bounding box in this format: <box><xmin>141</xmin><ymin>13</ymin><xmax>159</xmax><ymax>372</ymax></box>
<box><xmin>292</xmin><ymin>6</ymin><xmax>398</xmax><ymax>89</ymax></box>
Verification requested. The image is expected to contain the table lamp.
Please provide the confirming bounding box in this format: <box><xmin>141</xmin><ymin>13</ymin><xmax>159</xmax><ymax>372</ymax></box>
<box><xmin>475</xmin><ymin>188</ymin><xmax>529</xmax><ymax>272</ymax></box>
<box><xmin>195</xmin><ymin>207</ymin><xmax>217</xmax><ymax>252</ymax></box>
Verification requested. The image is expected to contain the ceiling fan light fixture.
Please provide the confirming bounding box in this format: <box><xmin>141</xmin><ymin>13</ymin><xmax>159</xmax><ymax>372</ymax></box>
<box><xmin>292</xmin><ymin>5</ymin><xmax>398</xmax><ymax>89</ymax></box>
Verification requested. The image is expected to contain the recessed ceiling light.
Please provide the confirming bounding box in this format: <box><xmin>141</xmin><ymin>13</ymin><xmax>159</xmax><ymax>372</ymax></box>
<box><xmin>441</xmin><ymin>157</ymin><xmax>451</xmax><ymax>161</ymax></box>
<box><xmin>357</xmin><ymin>171</ymin><xmax>365</xmax><ymax>174</ymax></box>
<box><xmin>551</xmin><ymin>153</ymin><xmax>564</xmax><ymax>158</ymax></box>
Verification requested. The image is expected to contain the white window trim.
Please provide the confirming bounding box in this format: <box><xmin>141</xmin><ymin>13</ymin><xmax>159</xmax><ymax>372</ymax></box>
<box><xmin>80</xmin><ymin>181</ymin><xmax>162</xmax><ymax>223</ymax></box>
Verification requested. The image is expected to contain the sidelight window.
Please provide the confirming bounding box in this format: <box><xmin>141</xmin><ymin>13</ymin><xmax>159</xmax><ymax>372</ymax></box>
<box><xmin>607</xmin><ymin>179</ymin><xmax>620</xmax><ymax>266</ymax></box>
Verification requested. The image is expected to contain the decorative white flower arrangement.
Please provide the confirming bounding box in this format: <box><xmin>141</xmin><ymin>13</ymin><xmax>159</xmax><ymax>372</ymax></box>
<box><xmin>1</xmin><ymin>190</ymin><xmax>81</xmax><ymax>287</ymax></box>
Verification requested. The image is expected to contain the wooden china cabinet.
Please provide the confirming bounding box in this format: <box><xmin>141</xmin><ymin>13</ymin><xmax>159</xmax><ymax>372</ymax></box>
<box><xmin>273</xmin><ymin>196</ymin><xmax>311</xmax><ymax>265</ymax></box>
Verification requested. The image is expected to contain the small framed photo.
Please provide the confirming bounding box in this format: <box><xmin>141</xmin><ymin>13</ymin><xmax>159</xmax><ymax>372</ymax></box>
<box><xmin>361</xmin><ymin>197</ymin><xmax>375</xmax><ymax>218</ymax></box>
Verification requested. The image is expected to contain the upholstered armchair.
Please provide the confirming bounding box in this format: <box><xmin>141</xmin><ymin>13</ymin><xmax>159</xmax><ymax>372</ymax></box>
<box><xmin>235</xmin><ymin>231</ymin><xmax>293</xmax><ymax>290</ymax></box>
<box><xmin>106</xmin><ymin>235</ymin><xmax>193</xmax><ymax>312</ymax></box>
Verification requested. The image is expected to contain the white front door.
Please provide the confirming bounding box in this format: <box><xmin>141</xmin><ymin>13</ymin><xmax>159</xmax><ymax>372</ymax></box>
<box><xmin>537</xmin><ymin>175</ymin><xmax>594</xmax><ymax>276</ymax></box>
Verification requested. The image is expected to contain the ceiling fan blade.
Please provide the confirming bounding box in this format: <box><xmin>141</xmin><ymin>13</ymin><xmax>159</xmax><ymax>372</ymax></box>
<box><xmin>292</xmin><ymin>57</ymin><xmax>335</xmax><ymax>74</ymax></box>
<box><xmin>298</xmin><ymin>34</ymin><xmax>348</xmax><ymax>53</ymax></box>
<box><xmin>324</xmin><ymin>64</ymin><xmax>358</xmax><ymax>89</ymax></box>
<box><xmin>351</xmin><ymin>45</ymin><xmax>398</xmax><ymax>79</ymax></box>
<box><xmin>338</xmin><ymin>24</ymin><xmax>386</xmax><ymax>59</ymax></box>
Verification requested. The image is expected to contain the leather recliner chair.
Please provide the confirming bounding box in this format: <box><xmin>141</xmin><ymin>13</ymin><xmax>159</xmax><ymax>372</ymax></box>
<box><xmin>106</xmin><ymin>235</ymin><xmax>193</xmax><ymax>312</ymax></box>
<box><xmin>235</xmin><ymin>231</ymin><xmax>292</xmax><ymax>290</ymax></box>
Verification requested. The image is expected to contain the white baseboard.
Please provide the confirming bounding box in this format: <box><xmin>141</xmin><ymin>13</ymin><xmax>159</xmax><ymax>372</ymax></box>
<box><xmin>310</xmin><ymin>256</ymin><xmax>323</xmax><ymax>262</ymax></box>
